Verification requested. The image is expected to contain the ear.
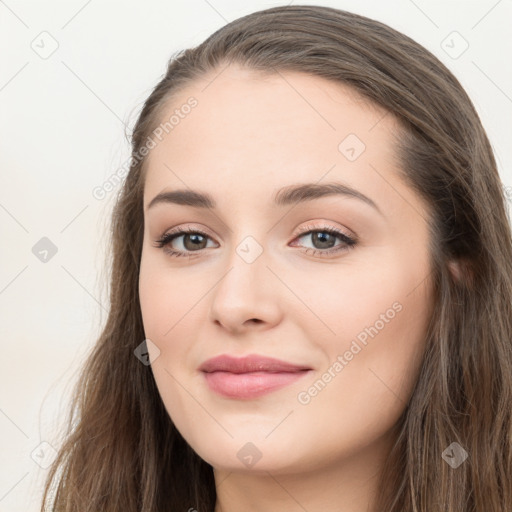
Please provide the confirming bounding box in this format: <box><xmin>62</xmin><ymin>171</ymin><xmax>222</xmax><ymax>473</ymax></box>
<box><xmin>447</xmin><ymin>258</ymin><xmax>473</xmax><ymax>286</ymax></box>
<box><xmin>447</xmin><ymin>260</ymin><xmax>462</xmax><ymax>280</ymax></box>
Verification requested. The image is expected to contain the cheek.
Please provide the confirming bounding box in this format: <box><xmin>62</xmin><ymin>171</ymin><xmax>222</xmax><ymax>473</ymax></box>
<box><xmin>138</xmin><ymin>254</ymin><xmax>207</xmax><ymax>387</ymax></box>
<box><xmin>294</xmin><ymin>244</ymin><xmax>432</xmax><ymax>388</ymax></box>
<box><xmin>298</xmin><ymin>260</ymin><xmax>432</xmax><ymax>420</ymax></box>
<box><xmin>138</xmin><ymin>262</ymin><xmax>201</xmax><ymax>434</ymax></box>
<box><xmin>284</xmin><ymin>255</ymin><xmax>428</xmax><ymax>346</ymax></box>
<box><xmin>290</xmin><ymin>284</ymin><xmax>431</xmax><ymax>464</ymax></box>
<box><xmin>138</xmin><ymin>254</ymin><xmax>201</xmax><ymax>340</ymax></box>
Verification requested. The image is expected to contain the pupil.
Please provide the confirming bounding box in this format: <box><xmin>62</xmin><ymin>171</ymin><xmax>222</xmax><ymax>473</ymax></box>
<box><xmin>313</xmin><ymin>232</ymin><xmax>334</xmax><ymax>249</ymax></box>
<box><xmin>185</xmin><ymin>234</ymin><xmax>206</xmax><ymax>250</ymax></box>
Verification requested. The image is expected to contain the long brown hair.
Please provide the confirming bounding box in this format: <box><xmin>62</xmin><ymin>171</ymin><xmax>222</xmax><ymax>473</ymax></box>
<box><xmin>41</xmin><ymin>5</ymin><xmax>512</xmax><ymax>511</ymax></box>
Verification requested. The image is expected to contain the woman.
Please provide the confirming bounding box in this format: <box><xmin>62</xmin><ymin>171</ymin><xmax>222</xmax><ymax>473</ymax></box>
<box><xmin>41</xmin><ymin>5</ymin><xmax>512</xmax><ymax>511</ymax></box>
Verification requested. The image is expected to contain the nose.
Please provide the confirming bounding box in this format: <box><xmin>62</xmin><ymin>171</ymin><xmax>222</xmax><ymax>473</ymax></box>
<box><xmin>208</xmin><ymin>249</ymin><xmax>283</xmax><ymax>334</ymax></box>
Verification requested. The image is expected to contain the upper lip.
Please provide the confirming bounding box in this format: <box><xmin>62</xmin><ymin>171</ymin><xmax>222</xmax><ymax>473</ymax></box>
<box><xmin>199</xmin><ymin>354</ymin><xmax>311</xmax><ymax>374</ymax></box>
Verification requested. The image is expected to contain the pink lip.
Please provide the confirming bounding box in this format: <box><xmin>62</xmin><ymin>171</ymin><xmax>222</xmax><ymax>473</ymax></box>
<box><xmin>199</xmin><ymin>354</ymin><xmax>312</xmax><ymax>399</ymax></box>
<box><xmin>199</xmin><ymin>354</ymin><xmax>311</xmax><ymax>373</ymax></box>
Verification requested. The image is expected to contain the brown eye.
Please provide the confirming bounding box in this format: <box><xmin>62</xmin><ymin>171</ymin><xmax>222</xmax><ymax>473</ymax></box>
<box><xmin>153</xmin><ymin>227</ymin><xmax>217</xmax><ymax>257</ymax></box>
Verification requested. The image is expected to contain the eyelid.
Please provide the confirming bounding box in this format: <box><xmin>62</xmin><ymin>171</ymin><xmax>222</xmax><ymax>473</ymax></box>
<box><xmin>160</xmin><ymin>221</ymin><xmax>355</xmax><ymax>244</ymax></box>
<box><xmin>164</xmin><ymin>224</ymin><xmax>217</xmax><ymax>240</ymax></box>
<box><xmin>291</xmin><ymin>221</ymin><xmax>355</xmax><ymax>241</ymax></box>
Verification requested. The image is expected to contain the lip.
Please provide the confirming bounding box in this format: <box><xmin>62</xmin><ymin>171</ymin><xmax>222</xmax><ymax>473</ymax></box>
<box><xmin>199</xmin><ymin>354</ymin><xmax>312</xmax><ymax>399</ymax></box>
<box><xmin>199</xmin><ymin>354</ymin><xmax>311</xmax><ymax>373</ymax></box>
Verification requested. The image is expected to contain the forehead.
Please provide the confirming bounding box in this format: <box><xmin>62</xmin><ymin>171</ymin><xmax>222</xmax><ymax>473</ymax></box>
<box><xmin>147</xmin><ymin>65</ymin><xmax>391</xmax><ymax>160</ymax></box>
<box><xmin>142</xmin><ymin>65</ymin><xmax>426</xmax><ymax>220</ymax></box>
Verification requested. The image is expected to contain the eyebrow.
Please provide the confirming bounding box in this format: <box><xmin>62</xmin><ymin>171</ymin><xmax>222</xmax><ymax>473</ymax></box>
<box><xmin>146</xmin><ymin>182</ymin><xmax>383</xmax><ymax>216</ymax></box>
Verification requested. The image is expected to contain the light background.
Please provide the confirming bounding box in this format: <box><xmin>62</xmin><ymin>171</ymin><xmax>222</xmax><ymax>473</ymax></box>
<box><xmin>1</xmin><ymin>0</ymin><xmax>511</xmax><ymax>510</ymax></box>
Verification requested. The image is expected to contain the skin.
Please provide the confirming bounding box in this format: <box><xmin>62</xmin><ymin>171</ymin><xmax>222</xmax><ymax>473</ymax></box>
<box><xmin>138</xmin><ymin>64</ymin><xmax>436</xmax><ymax>512</ymax></box>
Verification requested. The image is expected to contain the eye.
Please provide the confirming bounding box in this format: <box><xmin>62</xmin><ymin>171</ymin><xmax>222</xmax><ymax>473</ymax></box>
<box><xmin>153</xmin><ymin>226</ymin><xmax>217</xmax><ymax>258</ymax></box>
<box><xmin>153</xmin><ymin>223</ymin><xmax>357</xmax><ymax>258</ymax></box>
<box><xmin>290</xmin><ymin>223</ymin><xmax>357</xmax><ymax>257</ymax></box>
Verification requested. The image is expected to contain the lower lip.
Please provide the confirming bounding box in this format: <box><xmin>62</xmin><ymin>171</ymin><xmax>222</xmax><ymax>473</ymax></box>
<box><xmin>203</xmin><ymin>370</ymin><xmax>311</xmax><ymax>399</ymax></box>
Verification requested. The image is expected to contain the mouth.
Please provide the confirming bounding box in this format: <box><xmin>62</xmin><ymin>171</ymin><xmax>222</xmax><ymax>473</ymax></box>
<box><xmin>199</xmin><ymin>354</ymin><xmax>312</xmax><ymax>399</ymax></box>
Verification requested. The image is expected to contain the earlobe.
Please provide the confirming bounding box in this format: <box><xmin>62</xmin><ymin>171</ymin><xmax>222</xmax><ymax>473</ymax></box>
<box><xmin>447</xmin><ymin>260</ymin><xmax>462</xmax><ymax>281</ymax></box>
<box><xmin>447</xmin><ymin>258</ymin><xmax>473</xmax><ymax>286</ymax></box>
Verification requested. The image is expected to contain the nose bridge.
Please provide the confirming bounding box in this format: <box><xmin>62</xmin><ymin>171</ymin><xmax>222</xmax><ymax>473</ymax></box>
<box><xmin>208</xmin><ymin>230</ymin><xmax>282</xmax><ymax>329</ymax></box>
<box><xmin>217</xmin><ymin>233</ymin><xmax>269</xmax><ymax>299</ymax></box>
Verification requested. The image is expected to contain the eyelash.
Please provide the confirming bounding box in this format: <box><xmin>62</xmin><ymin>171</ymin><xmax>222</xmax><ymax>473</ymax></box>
<box><xmin>153</xmin><ymin>224</ymin><xmax>357</xmax><ymax>259</ymax></box>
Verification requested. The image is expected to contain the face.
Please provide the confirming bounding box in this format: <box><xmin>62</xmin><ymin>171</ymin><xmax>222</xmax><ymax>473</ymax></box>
<box><xmin>138</xmin><ymin>64</ymin><xmax>435</xmax><ymax>476</ymax></box>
